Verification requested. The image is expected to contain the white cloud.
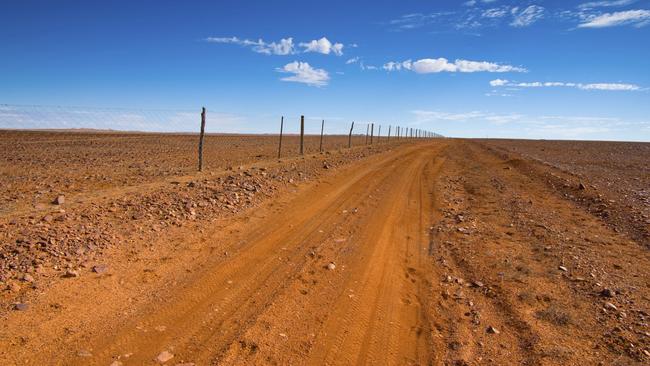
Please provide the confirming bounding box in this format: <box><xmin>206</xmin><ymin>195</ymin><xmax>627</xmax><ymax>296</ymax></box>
<box><xmin>510</xmin><ymin>5</ymin><xmax>545</xmax><ymax>27</ymax></box>
<box><xmin>490</xmin><ymin>78</ymin><xmax>509</xmax><ymax>86</ymax></box>
<box><xmin>207</xmin><ymin>36</ymin><xmax>346</xmax><ymax>56</ymax></box>
<box><xmin>578</xmin><ymin>82</ymin><xmax>641</xmax><ymax>90</ymax></box>
<box><xmin>299</xmin><ymin>37</ymin><xmax>344</xmax><ymax>56</ymax></box>
<box><xmin>205</xmin><ymin>36</ymin><xmax>295</xmax><ymax>55</ymax></box>
<box><xmin>578</xmin><ymin>9</ymin><xmax>650</xmax><ymax>27</ymax></box>
<box><xmin>490</xmin><ymin>79</ymin><xmax>642</xmax><ymax>91</ymax></box>
<box><xmin>345</xmin><ymin>57</ymin><xmax>360</xmax><ymax>64</ymax></box>
<box><xmin>578</xmin><ymin>0</ymin><xmax>637</xmax><ymax>9</ymax></box>
<box><xmin>384</xmin><ymin>58</ymin><xmax>526</xmax><ymax>73</ymax></box>
<box><xmin>483</xmin><ymin>8</ymin><xmax>509</xmax><ymax>18</ymax></box>
<box><xmin>277</xmin><ymin>61</ymin><xmax>330</xmax><ymax>87</ymax></box>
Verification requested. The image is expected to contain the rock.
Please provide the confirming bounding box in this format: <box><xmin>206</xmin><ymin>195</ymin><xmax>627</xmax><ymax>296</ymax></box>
<box><xmin>558</xmin><ymin>266</ymin><xmax>568</xmax><ymax>272</ymax></box>
<box><xmin>92</xmin><ymin>264</ymin><xmax>109</xmax><ymax>274</ymax></box>
<box><xmin>486</xmin><ymin>326</ymin><xmax>500</xmax><ymax>334</ymax></box>
<box><xmin>323</xmin><ymin>162</ymin><xmax>330</xmax><ymax>169</ymax></box>
<box><xmin>578</xmin><ymin>183</ymin><xmax>586</xmax><ymax>190</ymax></box>
<box><xmin>604</xmin><ymin>302</ymin><xmax>618</xmax><ymax>311</ymax></box>
<box><xmin>471</xmin><ymin>280</ymin><xmax>485</xmax><ymax>288</ymax></box>
<box><xmin>53</xmin><ymin>195</ymin><xmax>65</xmax><ymax>205</ymax></box>
<box><xmin>156</xmin><ymin>350</ymin><xmax>174</xmax><ymax>363</ymax></box>
<box><xmin>13</xmin><ymin>303</ymin><xmax>29</xmax><ymax>311</ymax></box>
<box><xmin>63</xmin><ymin>269</ymin><xmax>79</xmax><ymax>278</ymax></box>
<box><xmin>109</xmin><ymin>361</ymin><xmax>123</xmax><ymax>366</ymax></box>
<box><xmin>326</xmin><ymin>262</ymin><xmax>336</xmax><ymax>270</ymax></box>
<box><xmin>21</xmin><ymin>273</ymin><xmax>35</xmax><ymax>283</ymax></box>
<box><xmin>600</xmin><ymin>288</ymin><xmax>614</xmax><ymax>298</ymax></box>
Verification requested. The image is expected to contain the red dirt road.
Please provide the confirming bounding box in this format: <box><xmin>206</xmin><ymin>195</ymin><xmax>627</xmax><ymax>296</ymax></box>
<box><xmin>1</xmin><ymin>140</ymin><xmax>649</xmax><ymax>365</ymax></box>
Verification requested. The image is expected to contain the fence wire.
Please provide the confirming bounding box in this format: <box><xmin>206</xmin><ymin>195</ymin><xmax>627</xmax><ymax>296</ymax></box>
<box><xmin>0</xmin><ymin>104</ymin><xmax>442</xmax><ymax>212</ymax></box>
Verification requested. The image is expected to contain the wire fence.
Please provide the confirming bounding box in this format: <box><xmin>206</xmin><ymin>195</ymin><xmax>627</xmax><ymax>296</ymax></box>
<box><xmin>0</xmin><ymin>104</ymin><xmax>442</xmax><ymax>211</ymax></box>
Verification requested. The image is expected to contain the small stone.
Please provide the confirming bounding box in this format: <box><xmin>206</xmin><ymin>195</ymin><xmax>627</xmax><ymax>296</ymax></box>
<box><xmin>53</xmin><ymin>195</ymin><xmax>65</xmax><ymax>205</ymax></box>
<box><xmin>156</xmin><ymin>350</ymin><xmax>174</xmax><ymax>363</ymax></box>
<box><xmin>578</xmin><ymin>183</ymin><xmax>586</xmax><ymax>190</ymax></box>
<box><xmin>64</xmin><ymin>269</ymin><xmax>79</xmax><ymax>278</ymax></box>
<box><xmin>600</xmin><ymin>288</ymin><xmax>614</xmax><ymax>298</ymax></box>
<box><xmin>604</xmin><ymin>302</ymin><xmax>618</xmax><ymax>311</ymax></box>
<box><xmin>486</xmin><ymin>326</ymin><xmax>500</xmax><ymax>334</ymax></box>
<box><xmin>109</xmin><ymin>361</ymin><xmax>123</xmax><ymax>366</ymax></box>
<box><xmin>21</xmin><ymin>273</ymin><xmax>35</xmax><ymax>283</ymax></box>
<box><xmin>93</xmin><ymin>264</ymin><xmax>109</xmax><ymax>274</ymax></box>
<box><xmin>471</xmin><ymin>280</ymin><xmax>485</xmax><ymax>288</ymax></box>
<box><xmin>13</xmin><ymin>303</ymin><xmax>29</xmax><ymax>311</ymax></box>
<box><xmin>326</xmin><ymin>262</ymin><xmax>336</xmax><ymax>270</ymax></box>
<box><xmin>558</xmin><ymin>266</ymin><xmax>568</xmax><ymax>272</ymax></box>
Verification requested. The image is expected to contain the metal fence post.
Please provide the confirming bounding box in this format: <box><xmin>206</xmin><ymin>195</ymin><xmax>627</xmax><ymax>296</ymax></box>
<box><xmin>348</xmin><ymin>121</ymin><xmax>354</xmax><ymax>148</ymax></box>
<box><xmin>377</xmin><ymin>125</ymin><xmax>381</xmax><ymax>143</ymax></box>
<box><xmin>370</xmin><ymin>123</ymin><xmax>374</xmax><ymax>144</ymax></box>
<box><xmin>300</xmin><ymin>115</ymin><xmax>304</xmax><ymax>155</ymax></box>
<box><xmin>365</xmin><ymin>124</ymin><xmax>369</xmax><ymax>145</ymax></box>
<box><xmin>387</xmin><ymin>125</ymin><xmax>391</xmax><ymax>143</ymax></box>
<box><xmin>198</xmin><ymin>107</ymin><xmax>206</xmax><ymax>172</ymax></box>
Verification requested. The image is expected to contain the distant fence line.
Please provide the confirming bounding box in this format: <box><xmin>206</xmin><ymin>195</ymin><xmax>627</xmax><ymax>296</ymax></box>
<box><xmin>0</xmin><ymin>104</ymin><xmax>444</xmax><ymax>173</ymax></box>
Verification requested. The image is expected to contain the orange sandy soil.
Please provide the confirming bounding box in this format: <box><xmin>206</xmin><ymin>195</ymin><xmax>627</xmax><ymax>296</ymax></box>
<box><xmin>1</xmin><ymin>138</ymin><xmax>649</xmax><ymax>365</ymax></box>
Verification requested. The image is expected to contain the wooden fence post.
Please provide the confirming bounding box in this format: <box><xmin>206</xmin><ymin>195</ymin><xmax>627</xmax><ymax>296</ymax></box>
<box><xmin>277</xmin><ymin>116</ymin><xmax>284</xmax><ymax>159</ymax></box>
<box><xmin>387</xmin><ymin>125</ymin><xmax>391</xmax><ymax>143</ymax></box>
<box><xmin>198</xmin><ymin>107</ymin><xmax>206</xmax><ymax>171</ymax></box>
<box><xmin>348</xmin><ymin>121</ymin><xmax>354</xmax><ymax>148</ymax></box>
<box><xmin>300</xmin><ymin>115</ymin><xmax>305</xmax><ymax>155</ymax></box>
<box><xmin>319</xmin><ymin>119</ymin><xmax>324</xmax><ymax>152</ymax></box>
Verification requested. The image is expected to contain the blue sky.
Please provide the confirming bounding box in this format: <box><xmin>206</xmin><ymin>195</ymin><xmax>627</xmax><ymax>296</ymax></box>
<box><xmin>1</xmin><ymin>0</ymin><xmax>649</xmax><ymax>140</ymax></box>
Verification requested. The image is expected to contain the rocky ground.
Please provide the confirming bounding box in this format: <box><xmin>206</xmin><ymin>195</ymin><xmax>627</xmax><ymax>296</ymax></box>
<box><xmin>0</xmin><ymin>139</ymin><xmax>397</xmax><ymax>312</ymax></box>
<box><xmin>0</xmin><ymin>137</ymin><xmax>648</xmax><ymax>365</ymax></box>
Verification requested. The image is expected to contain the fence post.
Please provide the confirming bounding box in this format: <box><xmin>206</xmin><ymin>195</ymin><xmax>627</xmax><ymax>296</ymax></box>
<box><xmin>377</xmin><ymin>125</ymin><xmax>381</xmax><ymax>143</ymax></box>
<box><xmin>387</xmin><ymin>125</ymin><xmax>391</xmax><ymax>143</ymax></box>
<box><xmin>370</xmin><ymin>123</ymin><xmax>374</xmax><ymax>144</ymax></box>
<box><xmin>319</xmin><ymin>119</ymin><xmax>324</xmax><ymax>152</ymax></box>
<box><xmin>300</xmin><ymin>115</ymin><xmax>305</xmax><ymax>155</ymax></box>
<box><xmin>365</xmin><ymin>124</ymin><xmax>369</xmax><ymax>144</ymax></box>
<box><xmin>348</xmin><ymin>121</ymin><xmax>355</xmax><ymax>148</ymax></box>
<box><xmin>198</xmin><ymin>107</ymin><xmax>206</xmax><ymax>172</ymax></box>
<box><xmin>277</xmin><ymin>116</ymin><xmax>284</xmax><ymax>159</ymax></box>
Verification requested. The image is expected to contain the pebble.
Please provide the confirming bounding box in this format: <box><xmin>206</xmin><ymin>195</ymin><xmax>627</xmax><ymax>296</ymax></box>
<box><xmin>109</xmin><ymin>361</ymin><xmax>123</xmax><ymax>366</ymax></box>
<box><xmin>604</xmin><ymin>302</ymin><xmax>618</xmax><ymax>311</ymax></box>
<box><xmin>600</xmin><ymin>288</ymin><xmax>614</xmax><ymax>298</ymax></box>
<box><xmin>21</xmin><ymin>273</ymin><xmax>35</xmax><ymax>283</ymax></box>
<box><xmin>64</xmin><ymin>269</ymin><xmax>80</xmax><ymax>278</ymax></box>
<box><xmin>486</xmin><ymin>326</ymin><xmax>500</xmax><ymax>334</ymax></box>
<box><xmin>92</xmin><ymin>264</ymin><xmax>109</xmax><ymax>274</ymax></box>
<box><xmin>13</xmin><ymin>303</ymin><xmax>29</xmax><ymax>311</ymax></box>
<box><xmin>558</xmin><ymin>266</ymin><xmax>568</xmax><ymax>272</ymax></box>
<box><xmin>156</xmin><ymin>350</ymin><xmax>174</xmax><ymax>363</ymax></box>
<box><xmin>326</xmin><ymin>262</ymin><xmax>336</xmax><ymax>270</ymax></box>
<box><xmin>53</xmin><ymin>195</ymin><xmax>65</xmax><ymax>205</ymax></box>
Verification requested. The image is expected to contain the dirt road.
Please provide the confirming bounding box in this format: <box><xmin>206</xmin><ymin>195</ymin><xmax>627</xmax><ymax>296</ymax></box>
<box><xmin>2</xmin><ymin>140</ymin><xmax>649</xmax><ymax>365</ymax></box>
